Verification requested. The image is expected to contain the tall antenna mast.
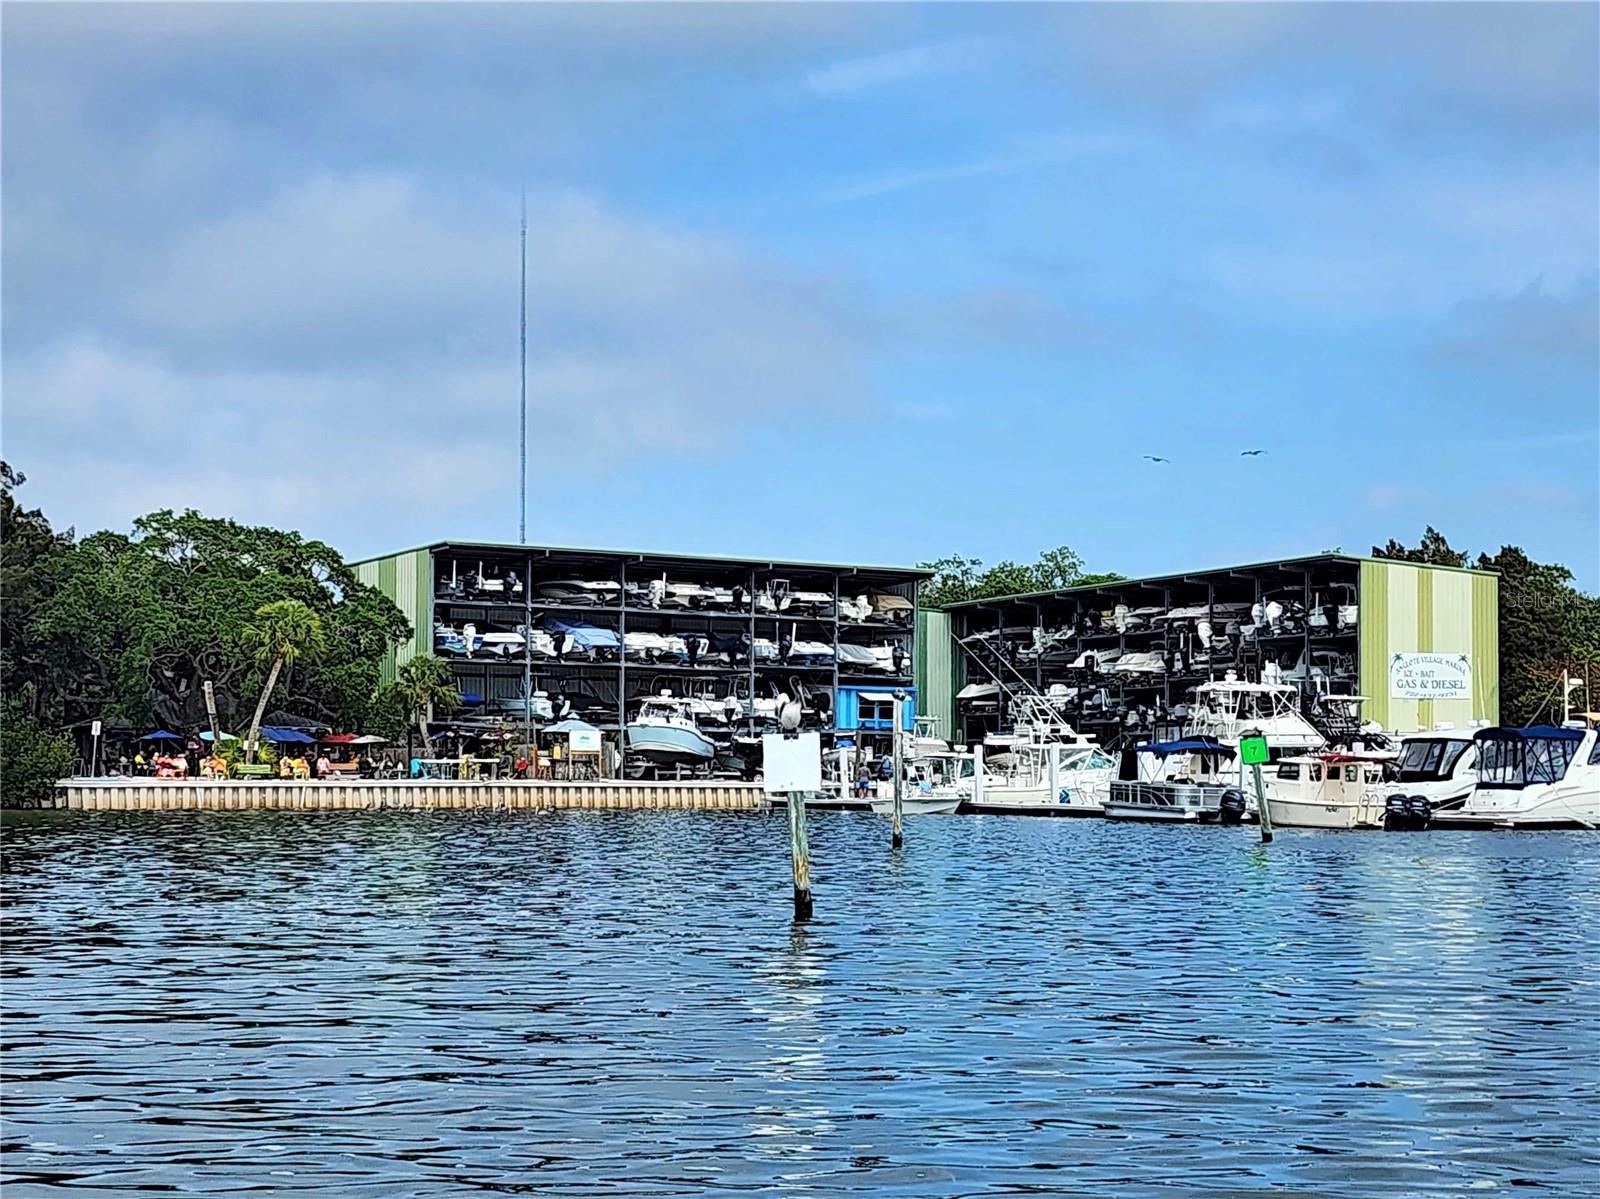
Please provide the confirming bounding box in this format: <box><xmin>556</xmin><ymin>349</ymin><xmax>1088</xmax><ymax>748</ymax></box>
<box><xmin>519</xmin><ymin>188</ymin><xmax>528</xmax><ymax>544</ymax></box>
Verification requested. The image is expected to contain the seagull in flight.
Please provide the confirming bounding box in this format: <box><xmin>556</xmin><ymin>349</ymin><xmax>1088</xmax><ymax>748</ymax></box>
<box><xmin>1240</xmin><ymin>449</ymin><xmax>1267</xmax><ymax>457</ymax></box>
<box><xmin>1142</xmin><ymin>455</ymin><xmax>1170</xmax><ymax>464</ymax></box>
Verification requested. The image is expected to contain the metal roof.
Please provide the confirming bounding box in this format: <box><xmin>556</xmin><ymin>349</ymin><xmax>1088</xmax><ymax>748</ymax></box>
<box><xmin>350</xmin><ymin>538</ymin><xmax>932</xmax><ymax>581</ymax></box>
<box><xmin>938</xmin><ymin>552</ymin><xmax>1497</xmax><ymax>609</ymax></box>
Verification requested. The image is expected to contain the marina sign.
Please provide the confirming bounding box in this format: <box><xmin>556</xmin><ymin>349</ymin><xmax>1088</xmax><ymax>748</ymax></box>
<box><xmin>1390</xmin><ymin>652</ymin><xmax>1472</xmax><ymax>700</ymax></box>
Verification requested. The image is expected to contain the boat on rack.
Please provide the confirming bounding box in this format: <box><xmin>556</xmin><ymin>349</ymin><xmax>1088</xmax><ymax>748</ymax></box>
<box><xmin>1103</xmin><ymin>738</ymin><xmax>1246</xmax><ymax>823</ymax></box>
<box><xmin>1427</xmin><ymin>725</ymin><xmax>1599</xmax><ymax>829</ymax></box>
<box><xmin>1264</xmin><ymin>751</ymin><xmax>1393</xmax><ymax>830</ymax></box>
<box><xmin>535</xmin><ymin>579</ymin><xmax>620</xmax><ymax>606</ymax></box>
<box><xmin>624</xmin><ymin>696</ymin><xmax>717</xmax><ymax>773</ymax></box>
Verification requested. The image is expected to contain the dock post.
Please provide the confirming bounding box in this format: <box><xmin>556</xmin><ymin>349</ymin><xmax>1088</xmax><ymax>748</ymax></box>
<box><xmin>890</xmin><ymin>691</ymin><xmax>905</xmax><ymax>849</ymax></box>
<box><xmin>1252</xmin><ymin>762</ymin><xmax>1273</xmax><ymax>843</ymax></box>
<box><xmin>786</xmin><ymin>790</ymin><xmax>813</xmax><ymax>919</ymax></box>
<box><xmin>1240</xmin><ymin>728</ymin><xmax>1273</xmax><ymax>844</ymax></box>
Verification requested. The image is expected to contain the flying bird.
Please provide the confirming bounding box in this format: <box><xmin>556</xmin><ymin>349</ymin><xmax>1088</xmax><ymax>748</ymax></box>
<box><xmin>1142</xmin><ymin>455</ymin><xmax>1170</xmax><ymax>464</ymax></box>
<box><xmin>1240</xmin><ymin>449</ymin><xmax>1267</xmax><ymax>457</ymax></box>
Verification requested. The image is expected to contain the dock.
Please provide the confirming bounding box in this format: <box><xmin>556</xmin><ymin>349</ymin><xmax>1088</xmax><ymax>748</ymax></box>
<box><xmin>48</xmin><ymin>779</ymin><xmax>766</xmax><ymax>812</ymax></box>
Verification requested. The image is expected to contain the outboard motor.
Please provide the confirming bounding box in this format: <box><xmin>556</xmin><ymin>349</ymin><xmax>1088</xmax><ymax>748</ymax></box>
<box><xmin>1218</xmin><ymin>789</ymin><xmax>1247</xmax><ymax>826</ymax></box>
<box><xmin>1384</xmin><ymin>793</ymin><xmax>1410</xmax><ymax>831</ymax></box>
<box><xmin>1404</xmin><ymin>794</ymin><xmax>1432</xmax><ymax>831</ymax></box>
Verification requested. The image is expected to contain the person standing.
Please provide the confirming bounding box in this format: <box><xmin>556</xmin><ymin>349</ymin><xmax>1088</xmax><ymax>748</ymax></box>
<box><xmin>185</xmin><ymin>737</ymin><xmax>201</xmax><ymax>779</ymax></box>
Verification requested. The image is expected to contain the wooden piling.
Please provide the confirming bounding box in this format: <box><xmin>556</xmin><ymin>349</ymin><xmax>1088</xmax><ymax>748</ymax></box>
<box><xmin>786</xmin><ymin>791</ymin><xmax>813</xmax><ymax>920</ymax></box>
<box><xmin>1251</xmin><ymin>762</ymin><xmax>1273</xmax><ymax>844</ymax></box>
<box><xmin>890</xmin><ymin>692</ymin><xmax>905</xmax><ymax>849</ymax></box>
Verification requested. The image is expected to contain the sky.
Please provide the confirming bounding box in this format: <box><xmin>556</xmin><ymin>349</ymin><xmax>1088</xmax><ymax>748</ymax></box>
<box><xmin>3</xmin><ymin>3</ymin><xmax>1597</xmax><ymax>587</ymax></box>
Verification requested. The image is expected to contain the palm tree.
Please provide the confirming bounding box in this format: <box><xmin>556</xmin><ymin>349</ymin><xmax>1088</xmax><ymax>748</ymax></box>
<box><xmin>395</xmin><ymin>654</ymin><xmax>459</xmax><ymax>750</ymax></box>
<box><xmin>241</xmin><ymin>599</ymin><xmax>326</xmax><ymax>762</ymax></box>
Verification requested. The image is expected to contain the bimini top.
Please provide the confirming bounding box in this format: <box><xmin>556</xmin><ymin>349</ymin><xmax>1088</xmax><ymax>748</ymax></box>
<box><xmin>1137</xmin><ymin>737</ymin><xmax>1237</xmax><ymax>758</ymax></box>
<box><xmin>1473</xmin><ymin>725</ymin><xmax>1584</xmax><ymax>742</ymax></box>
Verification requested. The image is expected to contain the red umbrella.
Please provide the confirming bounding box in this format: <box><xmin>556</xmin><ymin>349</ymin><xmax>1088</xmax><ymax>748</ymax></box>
<box><xmin>320</xmin><ymin>733</ymin><xmax>358</xmax><ymax>744</ymax></box>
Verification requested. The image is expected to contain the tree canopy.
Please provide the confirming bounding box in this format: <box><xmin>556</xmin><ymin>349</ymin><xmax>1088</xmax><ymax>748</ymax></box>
<box><xmin>918</xmin><ymin>546</ymin><xmax>1124</xmax><ymax>608</ymax></box>
<box><xmin>1374</xmin><ymin>530</ymin><xmax>1600</xmax><ymax>725</ymax></box>
<box><xmin>1</xmin><ymin>464</ymin><xmax>410</xmax><ymax>734</ymax></box>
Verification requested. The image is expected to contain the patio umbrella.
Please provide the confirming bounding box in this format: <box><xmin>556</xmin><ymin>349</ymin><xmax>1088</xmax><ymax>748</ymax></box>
<box><xmin>320</xmin><ymin>733</ymin><xmax>358</xmax><ymax>744</ymax></box>
<box><xmin>142</xmin><ymin>730</ymin><xmax>183</xmax><ymax>741</ymax></box>
<box><xmin>350</xmin><ymin>734</ymin><xmax>388</xmax><ymax>745</ymax></box>
<box><xmin>198</xmin><ymin>731</ymin><xmax>238</xmax><ymax>742</ymax></box>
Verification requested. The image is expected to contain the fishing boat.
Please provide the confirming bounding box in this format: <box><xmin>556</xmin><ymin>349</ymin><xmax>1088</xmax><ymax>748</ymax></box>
<box><xmin>1264</xmin><ymin>751</ymin><xmax>1393</xmax><ymax>830</ymax></box>
<box><xmin>535</xmin><ymin>579</ymin><xmax>621</xmax><ymax>606</ymax></box>
<box><xmin>1103</xmin><ymin>738</ymin><xmax>1246</xmax><ymax>823</ymax></box>
<box><xmin>624</xmin><ymin>696</ymin><xmax>716</xmax><ymax>771</ymax></box>
<box><xmin>960</xmin><ymin>723</ymin><xmax>1116</xmax><ymax>816</ymax></box>
<box><xmin>1428</xmin><ymin>725</ymin><xmax>1599</xmax><ymax>829</ymax></box>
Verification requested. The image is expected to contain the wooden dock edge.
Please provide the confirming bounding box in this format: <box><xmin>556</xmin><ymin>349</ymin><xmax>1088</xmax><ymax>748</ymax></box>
<box><xmin>44</xmin><ymin>779</ymin><xmax>767</xmax><ymax>812</ymax></box>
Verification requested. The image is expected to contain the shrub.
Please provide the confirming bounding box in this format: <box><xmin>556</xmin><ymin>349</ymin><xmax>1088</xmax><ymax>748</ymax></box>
<box><xmin>1</xmin><ymin>708</ymin><xmax>74</xmax><ymax>808</ymax></box>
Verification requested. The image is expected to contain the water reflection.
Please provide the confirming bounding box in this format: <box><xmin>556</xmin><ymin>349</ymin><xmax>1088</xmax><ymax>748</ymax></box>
<box><xmin>2</xmin><ymin>811</ymin><xmax>1596</xmax><ymax>1196</ymax></box>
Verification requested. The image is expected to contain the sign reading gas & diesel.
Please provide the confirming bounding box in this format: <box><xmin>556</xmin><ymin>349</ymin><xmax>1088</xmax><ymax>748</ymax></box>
<box><xmin>1389</xmin><ymin>652</ymin><xmax>1472</xmax><ymax>700</ymax></box>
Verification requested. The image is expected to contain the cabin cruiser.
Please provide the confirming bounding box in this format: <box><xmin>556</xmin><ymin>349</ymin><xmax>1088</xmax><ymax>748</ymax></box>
<box><xmin>624</xmin><ymin>696</ymin><xmax>717</xmax><ymax>772</ymax></box>
<box><xmin>1185</xmin><ymin>676</ymin><xmax>1326</xmax><ymax>786</ymax></box>
<box><xmin>1265</xmin><ymin>752</ymin><xmax>1393</xmax><ymax>830</ymax></box>
<box><xmin>1428</xmin><ymin>725</ymin><xmax>1599</xmax><ymax>829</ymax></box>
<box><xmin>1381</xmin><ymin>732</ymin><xmax>1477</xmax><ymax>826</ymax></box>
<box><xmin>1104</xmin><ymin>739</ymin><xmax>1246</xmax><ymax>823</ymax></box>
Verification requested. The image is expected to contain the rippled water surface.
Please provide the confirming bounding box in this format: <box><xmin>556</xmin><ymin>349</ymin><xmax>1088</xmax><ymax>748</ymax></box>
<box><xmin>4</xmin><ymin>811</ymin><xmax>1598</xmax><ymax>1197</ymax></box>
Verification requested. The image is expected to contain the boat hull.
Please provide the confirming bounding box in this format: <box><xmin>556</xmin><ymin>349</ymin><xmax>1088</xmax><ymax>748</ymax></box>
<box><xmin>869</xmin><ymin>796</ymin><xmax>962</xmax><ymax>815</ymax></box>
<box><xmin>625</xmin><ymin>724</ymin><xmax>715</xmax><ymax>766</ymax></box>
<box><xmin>1264</xmin><ymin>797</ymin><xmax>1376</xmax><ymax>830</ymax></box>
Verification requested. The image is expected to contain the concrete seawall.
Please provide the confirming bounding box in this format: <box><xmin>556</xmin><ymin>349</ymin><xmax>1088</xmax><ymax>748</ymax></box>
<box><xmin>48</xmin><ymin>779</ymin><xmax>766</xmax><ymax>812</ymax></box>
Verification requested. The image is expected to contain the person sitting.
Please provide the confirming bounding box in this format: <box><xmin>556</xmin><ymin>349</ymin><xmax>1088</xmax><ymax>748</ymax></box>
<box><xmin>279</xmin><ymin>757</ymin><xmax>295</xmax><ymax>779</ymax></box>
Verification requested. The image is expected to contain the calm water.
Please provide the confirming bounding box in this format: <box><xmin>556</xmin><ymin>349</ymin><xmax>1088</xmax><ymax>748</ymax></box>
<box><xmin>4</xmin><ymin>811</ymin><xmax>1598</xmax><ymax>1197</ymax></box>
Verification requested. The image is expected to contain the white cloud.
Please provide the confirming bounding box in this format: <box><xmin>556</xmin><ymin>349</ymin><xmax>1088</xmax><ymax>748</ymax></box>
<box><xmin>819</xmin><ymin>132</ymin><xmax>1130</xmax><ymax>203</ymax></box>
<box><xmin>803</xmin><ymin>37</ymin><xmax>997</xmax><ymax>98</ymax></box>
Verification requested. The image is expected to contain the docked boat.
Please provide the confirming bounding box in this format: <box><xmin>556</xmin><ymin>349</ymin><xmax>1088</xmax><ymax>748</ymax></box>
<box><xmin>1428</xmin><ymin>725</ymin><xmax>1599</xmax><ymax>829</ymax></box>
<box><xmin>1103</xmin><ymin>738</ymin><xmax>1246</xmax><ymax>823</ymax></box>
<box><xmin>960</xmin><ymin>723</ymin><xmax>1116</xmax><ymax>816</ymax></box>
<box><xmin>535</xmin><ymin>579</ymin><xmax>620</xmax><ymax>606</ymax></box>
<box><xmin>624</xmin><ymin>696</ymin><xmax>716</xmax><ymax>770</ymax></box>
<box><xmin>1264</xmin><ymin>751</ymin><xmax>1392</xmax><ymax>830</ymax></box>
<box><xmin>1379</xmin><ymin>731</ymin><xmax>1478</xmax><ymax>828</ymax></box>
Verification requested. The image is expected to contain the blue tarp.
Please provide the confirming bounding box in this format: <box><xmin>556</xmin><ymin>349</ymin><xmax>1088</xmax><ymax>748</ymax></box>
<box><xmin>1475</xmin><ymin>725</ymin><xmax>1584</xmax><ymax>742</ymax></box>
<box><xmin>1137</xmin><ymin>737</ymin><xmax>1237</xmax><ymax>758</ymax></box>
<box><xmin>543</xmin><ymin>617</ymin><xmax>621</xmax><ymax>650</ymax></box>
<box><xmin>259</xmin><ymin>726</ymin><xmax>317</xmax><ymax>744</ymax></box>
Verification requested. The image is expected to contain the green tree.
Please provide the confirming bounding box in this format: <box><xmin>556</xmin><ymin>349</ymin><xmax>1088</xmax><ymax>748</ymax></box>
<box><xmin>1372</xmin><ymin>527</ymin><xmax>1469</xmax><ymax>568</ymax></box>
<box><xmin>390</xmin><ymin>654</ymin><xmax>460</xmax><ymax>749</ymax></box>
<box><xmin>918</xmin><ymin>545</ymin><xmax>1123</xmax><ymax>607</ymax></box>
<box><xmin>0</xmin><ymin>704</ymin><xmax>74</xmax><ymax>808</ymax></box>
<box><xmin>241</xmin><ymin>600</ymin><xmax>326</xmax><ymax>760</ymax></box>
<box><xmin>0</xmin><ymin>464</ymin><xmax>75</xmax><ymax>721</ymax></box>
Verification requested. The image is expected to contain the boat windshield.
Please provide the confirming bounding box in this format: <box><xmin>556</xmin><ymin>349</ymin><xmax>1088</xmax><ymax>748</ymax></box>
<box><xmin>1476</xmin><ymin>734</ymin><xmax>1580</xmax><ymax>789</ymax></box>
<box><xmin>1060</xmin><ymin>748</ymin><xmax>1115</xmax><ymax>772</ymax></box>
<box><xmin>1277</xmin><ymin>762</ymin><xmax>1301</xmax><ymax>781</ymax></box>
<box><xmin>1396</xmin><ymin>739</ymin><xmax>1470</xmax><ymax>782</ymax></box>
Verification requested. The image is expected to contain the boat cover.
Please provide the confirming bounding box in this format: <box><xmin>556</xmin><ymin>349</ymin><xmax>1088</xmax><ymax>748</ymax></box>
<box><xmin>1473</xmin><ymin>724</ymin><xmax>1584</xmax><ymax>742</ymax></box>
<box><xmin>543</xmin><ymin>617</ymin><xmax>621</xmax><ymax>650</ymax></box>
<box><xmin>1137</xmin><ymin>737</ymin><xmax>1236</xmax><ymax>758</ymax></box>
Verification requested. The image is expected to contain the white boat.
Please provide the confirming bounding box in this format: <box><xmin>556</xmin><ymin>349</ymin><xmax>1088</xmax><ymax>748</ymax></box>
<box><xmin>869</xmin><ymin>783</ymin><xmax>963</xmax><ymax>816</ymax></box>
<box><xmin>624</xmin><ymin>697</ymin><xmax>716</xmax><ymax>769</ymax></box>
<box><xmin>1264</xmin><ymin>751</ymin><xmax>1393</xmax><ymax>830</ymax></box>
<box><xmin>1103</xmin><ymin>739</ymin><xmax>1246</xmax><ymax>823</ymax></box>
<box><xmin>535</xmin><ymin>579</ymin><xmax>620</xmax><ymax>605</ymax></box>
<box><xmin>960</xmin><ymin>724</ymin><xmax>1116</xmax><ymax>816</ymax></box>
<box><xmin>1429</xmin><ymin>725</ymin><xmax>1599</xmax><ymax>829</ymax></box>
<box><xmin>1380</xmin><ymin>731</ymin><xmax>1478</xmax><ymax>827</ymax></box>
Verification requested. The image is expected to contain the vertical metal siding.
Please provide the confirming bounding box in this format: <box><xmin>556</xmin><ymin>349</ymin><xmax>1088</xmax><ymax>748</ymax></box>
<box><xmin>1360</xmin><ymin>559</ymin><xmax>1497</xmax><ymax>732</ymax></box>
<box><xmin>915</xmin><ymin>610</ymin><xmax>956</xmax><ymax>739</ymax></box>
<box><xmin>1472</xmin><ymin>571</ymin><xmax>1500</xmax><ymax>723</ymax></box>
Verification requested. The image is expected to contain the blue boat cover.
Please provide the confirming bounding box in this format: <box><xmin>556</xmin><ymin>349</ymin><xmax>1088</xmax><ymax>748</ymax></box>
<box><xmin>259</xmin><ymin>726</ymin><xmax>317</xmax><ymax>744</ymax></box>
<box><xmin>1474</xmin><ymin>725</ymin><xmax>1584</xmax><ymax>742</ymax></box>
<box><xmin>543</xmin><ymin>617</ymin><xmax>621</xmax><ymax>650</ymax></box>
<box><xmin>1137</xmin><ymin>737</ymin><xmax>1237</xmax><ymax>758</ymax></box>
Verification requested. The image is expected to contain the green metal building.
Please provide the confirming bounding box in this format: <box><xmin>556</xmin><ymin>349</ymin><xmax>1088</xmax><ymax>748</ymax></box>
<box><xmin>920</xmin><ymin>553</ymin><xmax>1498</xmax><ymax>743</ymax></box>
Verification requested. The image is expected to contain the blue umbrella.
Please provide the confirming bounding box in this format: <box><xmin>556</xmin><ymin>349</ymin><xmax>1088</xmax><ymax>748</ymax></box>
<box><xmin>142</xmin><ymin>730</ymin><xmax>183</xmax><ymax>741</ymax></box>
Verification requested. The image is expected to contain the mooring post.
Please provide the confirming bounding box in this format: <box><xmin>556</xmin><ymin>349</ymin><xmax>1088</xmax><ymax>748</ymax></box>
<box><xmin>787</xmin><ymin>790</ymin><xmax>813</xmax><ymax>919</ymax></box>
<box><xmin>1252</xmin><ymin>762</ymin><xmax>1273</xmax><ymax>844</ymax></box>
<box><xmin>1240</xmin><ymin>727</ymin><xmax>1273</xmax><ymax>844</ymax></box>
<box><xmin>891</xmin><ymin>690</ymin><xmax>905</xmax><ymax>849</ymax></box>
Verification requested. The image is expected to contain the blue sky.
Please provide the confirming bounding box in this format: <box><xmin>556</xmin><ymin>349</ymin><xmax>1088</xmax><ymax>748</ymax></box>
<box><xmin>4</xmin><ymin>3</ymin><xmax>1596</xmax><ymax>585</ymax></box>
